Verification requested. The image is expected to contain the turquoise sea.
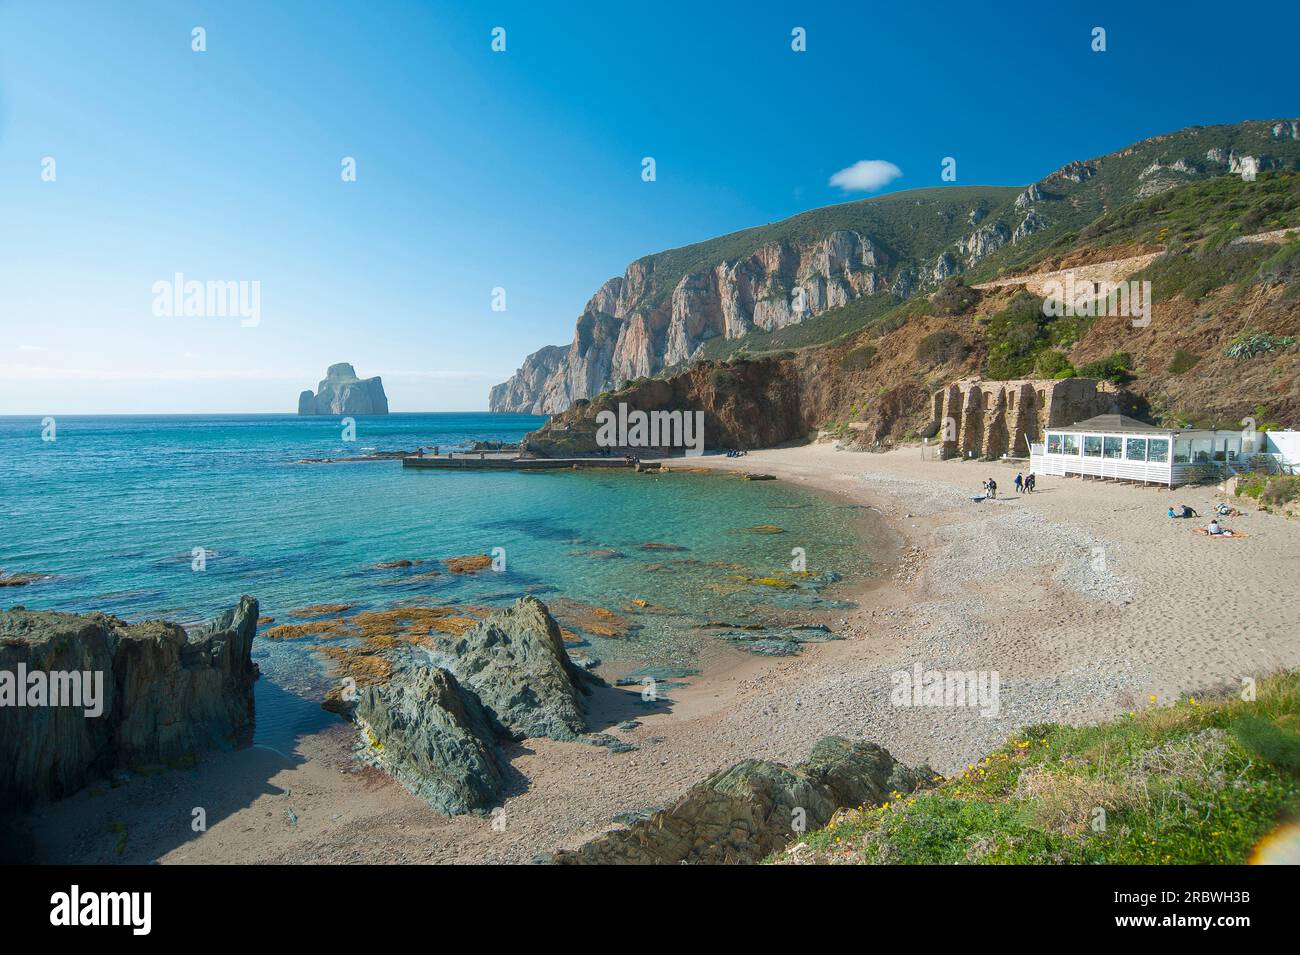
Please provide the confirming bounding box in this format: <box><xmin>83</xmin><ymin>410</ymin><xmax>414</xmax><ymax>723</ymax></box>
<box><xmin>0</xmin><ymin>413</ymin><xmax>883</xmax><ymax>753</ymax></box>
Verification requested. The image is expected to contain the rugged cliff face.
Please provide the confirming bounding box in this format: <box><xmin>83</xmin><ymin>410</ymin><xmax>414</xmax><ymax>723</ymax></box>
<box><xmin>0</xmin><ymin>597</ymin><xmax>260</xmax><ymax>810</ymax></box>
<box><xmin>491</xmin><ymin>187</ymin><xmax>1021</xmax><ymax>414</ymax></box>
<box><xmin>492</xmin><ymin>120</ymin><xmax>1300</xmax><ymax>415</ymax></box>
<box><xmin>298</xmin><ymin>362</ymin><xmax>389</xmax><ymax>415</ymax></box>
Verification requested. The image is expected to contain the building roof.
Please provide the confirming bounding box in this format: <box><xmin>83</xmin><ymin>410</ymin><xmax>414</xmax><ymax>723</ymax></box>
<box><xmin>1052</xmin><ymin>414</ymin><xmax>1169</xmax><ymax>434</ymax></box>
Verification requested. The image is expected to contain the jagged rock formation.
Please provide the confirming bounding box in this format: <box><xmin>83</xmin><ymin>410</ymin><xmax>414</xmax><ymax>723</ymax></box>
<box><xmin>523</xmin><ymin>355</ymin><xmax>807</xmax><ymax>456</ymax></box>
<box><xmin>0</xmin><ymin>597</ymin><xmax>259</xmax><ymax>810</ymax></box>
<box><xmin>490</xmin><ymin>188</ymin><xmax>1022</xmax><ymax>415</ymax></box>
<box><xmin>931</xmin><ymin>377</ymin><xmax>1119</xmax><ymax>459</ymax></box>
<box><xmin>354</xmin><ymin>666</ymin><xmax>504</xmax><ymax>816</ymax></box>
<box><xmin>336</xmin><ymin>597</ymin><xmax>595</xmax><ymax>815</ymax></box>
<box><xmin>297</xmin><ymin>362</ymin><xmax>388</xmax><ymax>415</ymax></box>
<box><xmin>493</xmin><ymin>231</ymin><xmax>900</xmax><ymax>414</ymax></box>
<box><xmin>444</xmin><ymin>597</ymin><xmax>590</xmax><ymax>742</ymax></box>
<box><xmin>548</xmin><ymin>737</ymin><xmax>928</xmax><ymax>864</ymax></box>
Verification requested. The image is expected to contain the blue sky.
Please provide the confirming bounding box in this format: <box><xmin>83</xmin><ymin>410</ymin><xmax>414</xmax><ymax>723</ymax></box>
<box><xmin>1</xmin><ymin>0</ymin><xmax>1295</xmax><ymax>413</ymax></box>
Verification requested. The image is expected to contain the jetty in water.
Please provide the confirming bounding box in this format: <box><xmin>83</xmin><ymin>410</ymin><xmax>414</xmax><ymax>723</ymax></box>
<box><xmin>402</xmin><ymin>451</ymin><xmax>644</xmax><ymax>471</ymax></box>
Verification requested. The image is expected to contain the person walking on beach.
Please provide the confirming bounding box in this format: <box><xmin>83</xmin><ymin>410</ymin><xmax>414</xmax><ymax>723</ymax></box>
<box><xmin>1025</xmin><ymin>473</ymin><xmax>1036</xmax><ymax>493</ymax></box>
<box><xmin>1014</xmin><ymin>472</ymin><xmax>1023</xmax><ymax>494</ymax></box>
<box><xmin>987</xmin><ymin>478</ymin><xmax>997</xmax><ymax>499</ymax></box>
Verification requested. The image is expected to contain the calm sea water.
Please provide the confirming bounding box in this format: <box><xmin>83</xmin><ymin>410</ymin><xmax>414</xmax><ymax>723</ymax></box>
<box><xmin>0</xmin><ymin>413</ymin><xmax>880</xmax><ymax>754</ymax></box>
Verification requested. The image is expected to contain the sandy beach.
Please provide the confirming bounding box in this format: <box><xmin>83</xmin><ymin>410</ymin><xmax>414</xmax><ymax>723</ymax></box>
<box><xmin>24</xmin><ymin>444</ymin><xmax>1300</xmax><ymax>864</ymax></box>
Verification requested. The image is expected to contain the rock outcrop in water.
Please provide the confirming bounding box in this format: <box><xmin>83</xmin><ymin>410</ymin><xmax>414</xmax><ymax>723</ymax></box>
<box><xmin>549</xmin><ymin>737</ymin><xmax>929</xmax><ymax>864</ymax></box>
<box><xmin>297</xmin><ymin>362</ymin><xmax>389</xmax><ymax>415</ymax></box>
<box><xmin>335</xmin><ymin>597</ymin><xmax>595</xmax><ymax>815</ymax></box>
<box><xmin>0</xmin><ymin>597</ymin><xmax>260</xmax><ymax>810</ymax></box>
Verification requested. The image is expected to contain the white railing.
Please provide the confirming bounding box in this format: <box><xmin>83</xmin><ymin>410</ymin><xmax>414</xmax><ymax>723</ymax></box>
<box><xmin>1031</xmin><ymin>451</ymin><xmax>1173</xmax><ymax>485</ymax></box>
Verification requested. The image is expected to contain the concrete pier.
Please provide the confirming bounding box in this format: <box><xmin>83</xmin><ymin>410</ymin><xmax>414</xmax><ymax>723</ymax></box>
<box><xmin>402</xmin><ymin>453</ymin><xmax>637</xmax><ymax>471</ymax></box>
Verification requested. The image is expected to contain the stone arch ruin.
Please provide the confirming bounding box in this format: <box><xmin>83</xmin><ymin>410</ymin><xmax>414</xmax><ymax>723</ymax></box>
<box><xmin>932</xmin><ymin>377</ymin><xmax>1119</xmax><ymax>459</ymax></box>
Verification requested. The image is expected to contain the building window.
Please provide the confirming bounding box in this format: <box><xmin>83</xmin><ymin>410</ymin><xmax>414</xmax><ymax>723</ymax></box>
<box><xmin>1047</xmin><ymin>433</ymin><xmax>1061</xmax><ymax>454</ymax></box>
<box><xmin>1174</xmin><ymin>440</ymin><xmax>1190</xmax><ymax>464</ymax></box>
<box><xmin>1083</xmin><ymin>435</ymin><xmax>1102</xmax><ymax>457</ymax></box>
<box><xmin>1103</xmin><ymin>436</ymin><xmax>1123</xmax><ymax>459</ymax></box>
<box><xmin>1062</xmin><ymin>434</ymin><xmax>1079</xmax><ymax>455</ymax></box>
<box><xmin>1148</xmin><ymin>438</ymin><xmax>1169</xmax><ymax>463</ymax></box>
<box><xmin>1125</xmin><ymin>437</ymin><xmax>1148</xmax><ymax>461</ymax></box>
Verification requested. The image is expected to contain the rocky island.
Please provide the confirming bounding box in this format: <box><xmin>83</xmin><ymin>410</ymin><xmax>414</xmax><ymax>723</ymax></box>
<box><xmin>298</xmin><ymin>362</ymin><xmax>389</xmax><ymax>415</ymax></box>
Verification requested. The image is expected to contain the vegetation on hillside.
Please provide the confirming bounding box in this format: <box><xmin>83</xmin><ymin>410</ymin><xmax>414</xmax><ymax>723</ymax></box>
<box><xmin>634</xmin><ymin>186</ymin><xmax>1018</xmax><ymax>312</ymax></box>
<box><xmin>965</xmin><ymin>124</ymin><xmax>1300</xmax><ymax>280</ymax></box>
<box><xmin>775</xmin><ymin>672</ymin><xmax>1300</xmax><ymax>865</ymax></box>
<box><xmin>1073</xmin><ymin>170</ymin><xmax>1299</xmax><ymax>252</ymax></box>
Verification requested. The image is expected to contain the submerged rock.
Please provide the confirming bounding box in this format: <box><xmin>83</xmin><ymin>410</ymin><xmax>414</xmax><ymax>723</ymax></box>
<box><xmin>549</xmin><ymin>737</ymin><xmax>927</xmax><ymax>864</ymax></box>
<box><xmin>0</xmin><ymin>597</ymin><xmax>259</xmax><ymax>810</ymax></box>
<box><xmin>442</xmin><ymin>554</ymin><xmax>493</xmax><ymax>574</ymax></box>
<box><xmin>297</xmin><ymin>362</ymin><xmax>388</xmax><ymax>415</ymax></box>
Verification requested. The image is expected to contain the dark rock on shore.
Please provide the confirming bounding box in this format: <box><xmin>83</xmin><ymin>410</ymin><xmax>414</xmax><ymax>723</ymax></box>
<box><xmin>354</xmin><ymin>666</ymin><xmax>504</xmax><ymax>816</ymax></box>
<box><xmin>0</xmin><ymin>597</ymin><xmax>260</xmax><ymax>811</ymax></box>
<box><xmin>549</xmin><ymin>737</ymin><xmax>928</xmax><ymax>864</ymax></box>
<box><xmin>331</xmin><ymin>596</ymin><xmax>596</xmax><ymax>814</ymax></box>
<box><xmin>447</xmin><ymin>596</ymin><xmax>592</xmax><ymax>742</ymax></box>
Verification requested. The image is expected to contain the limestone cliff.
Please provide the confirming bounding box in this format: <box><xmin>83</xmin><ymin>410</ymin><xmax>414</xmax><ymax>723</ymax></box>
<box><xmin>490</xmin><ymin>187</ymin><xmax>1021</xmax><ymax>414</ymax></box>
<box><xmin>298</xmin><ymin>362</ymin><xmax>389</xmax><ymax>415</ymax></box>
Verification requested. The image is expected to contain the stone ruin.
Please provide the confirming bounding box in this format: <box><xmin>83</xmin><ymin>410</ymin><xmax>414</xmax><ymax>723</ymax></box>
<box><xmin>930</xmin><ymin>377</ymin><xmax>1119</xmax><ymax>459</ymax></box>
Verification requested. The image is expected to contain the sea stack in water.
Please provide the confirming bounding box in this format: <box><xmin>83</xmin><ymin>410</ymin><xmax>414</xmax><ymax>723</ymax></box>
<box><xmin>0</xmin><ymin>597</ymin><xmax>260</xmax><ymax>810</ymax></box>
<box><xmin>298</xmin><ymin>363</ymin><xmax>389</xmax><ymax>415</ymax></box>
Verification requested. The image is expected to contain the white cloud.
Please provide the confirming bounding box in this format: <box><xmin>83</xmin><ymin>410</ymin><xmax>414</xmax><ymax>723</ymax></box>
<box><xmin>829</xmin><ymin>160</ymin><xmax>902</xmax><ymax>193</ymax></box>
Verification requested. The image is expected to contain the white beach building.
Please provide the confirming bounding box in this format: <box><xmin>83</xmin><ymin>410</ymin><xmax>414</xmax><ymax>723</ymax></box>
<box><xmin>1261</xmin><ymin>430</ymin><xmax>1300</xmax><ymax>474</ymax></box>
<box><xmin>1030</xmin><ymin>414</ymin><xmax>1250</xmax><ymax>487</ymax></box>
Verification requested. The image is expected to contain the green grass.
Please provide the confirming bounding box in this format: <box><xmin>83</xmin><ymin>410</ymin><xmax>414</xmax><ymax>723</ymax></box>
<box><xmin>1135</xmin><ymin>242</ymin><xmax>1275</xmax><ymax>303</ymax></box>
<box><xmin>1168</xmin><ymin>349</ymin><xmax>1201</xmax><ymax>374</ymax></box>
<box><xmin>1076</xmin><ymin>170</ymin><xmax>1300</xmax><ymax>251</ymax></box>
<box><xmin>775</xmin><ymin>672</ymin><xmax>1300</xmax><ymax>865</ymax></box>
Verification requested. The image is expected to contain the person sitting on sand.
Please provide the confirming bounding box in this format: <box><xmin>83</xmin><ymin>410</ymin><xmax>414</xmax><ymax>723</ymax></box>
<box><xmin>1168</xmin><ymin>506</ymin><xmax>1177</xmax><ymax>518</ymax></box>
<box><xmin>1207</xmin><ymin>519</ymin><xmax>1223</xmax><ymax>535</ymax></box>
<box><xmin>1181</xmin><ymin>505</ymin><xmax>1198</xmax><ymax>519</ymax></box>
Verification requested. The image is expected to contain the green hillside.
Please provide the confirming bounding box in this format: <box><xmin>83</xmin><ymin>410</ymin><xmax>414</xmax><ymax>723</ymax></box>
<box><xmin>965</xmin><ymin>119</ymin><xmax>1300</xmax><ymax>280</ymax></box>
<box><xmin>774</xmin><ymin>672</ymin><xmax>1300</xmax><ymax>865</ymax></box>
<box><xmin>630</xmin><ymin>185</ymin><xmax>1019</xmax><ymax>312</ymax></box>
